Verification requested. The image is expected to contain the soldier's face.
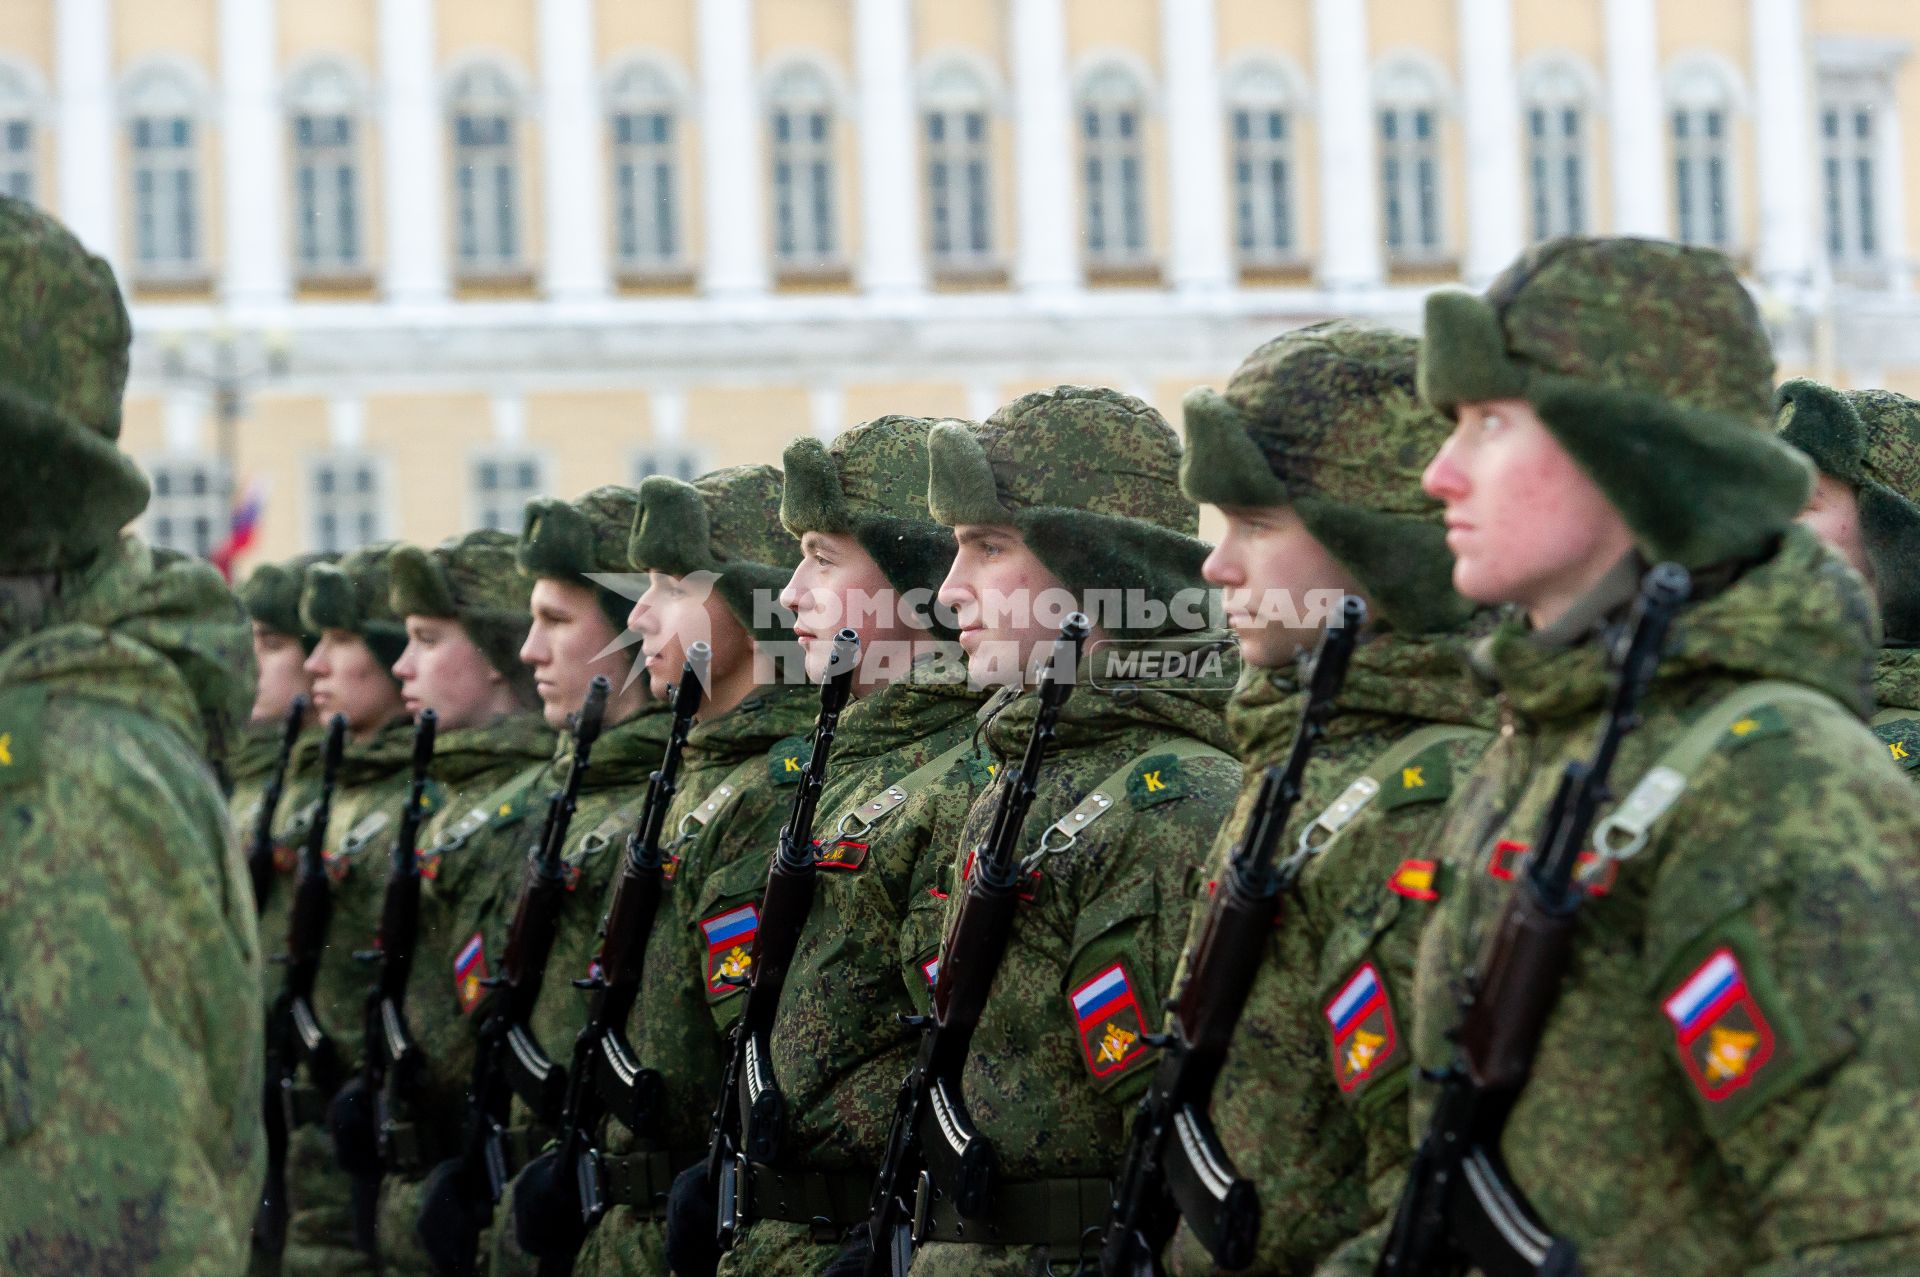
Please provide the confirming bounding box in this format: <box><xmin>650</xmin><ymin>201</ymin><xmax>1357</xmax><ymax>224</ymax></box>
<box><xmin>782</xmin><ymin>531</ymin><xmax>924</xmax><ymax>692</ymax></box>
<box><xmin>1798</xmin><ymin>473</ymin><xmax>1874</xmax><ymax>584</ymax></box>
<box><xmin>523</xmin><ymin>579</ymin><xmax>632</xmax><ymax>730</ymax></box>
<box><xmin>394</xmin><ymin>615</ymin><xmax>515</xmax><ymax>731</ymax></box>
<box><xmin>303</xmin><ymin>628</ymin><xmax>406</xmax><ymax>738</ymax></box>
<box><xmin>940</xmin><ymin>523</ymin><xmax>1079</xmax><ymax>686</ymax></box>
<box><xmin>1205</xmin><ymin>505</ymin><xmax>1367</xmax><ymax>668</ymax></box>
<box><xmin>629</xmin><ymin>571</ymin><xmax>754</xmax><ymax>709</ymax></box>
<box><xmin>250</xmin><ymin>623</ymin><xmax>313</xmax><ymax>724</ymax></box>
<box><xmin>1424</xmin><ymin>399</ymin><xmax>1636</xmax><ymax>628</ymax></box>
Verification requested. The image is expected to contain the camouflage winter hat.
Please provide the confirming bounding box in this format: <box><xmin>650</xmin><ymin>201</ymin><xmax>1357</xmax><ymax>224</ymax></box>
<box><xmin>1775</xmin><ymin>379</ymin><xmax>1920</xmax><ymax>643</ymax></box>
<box><xmin>299</xmin><ymin>541</ymin><xmax>408</xmax><ymax>682</ymax></box>
<box><xmin>782</xmin><ymin>416</ymin><xmax>961</xmax><ymax>636</ymax></box>
<box><xmin>390</xmin><ymin>528</ymin><xmax>538</xmax><ymax>707</ymax></box>
<box><xmin>1183</xmin><ymin>320</ymin><xmax>1473</xmax><ymax>634</ymax></box>
<box><xmin>517</xmin><ymin>485</ymin><xmax>643</xmax><ymax>629</ymax></box>
<box><xmin>0</xmin><ymin>196</ymin><xmax>148</xmax><ymax>572</ymax></box>
<box><xmin>1419</xmin><ymin>236</ymin><xmax>1813</xmax><ymax>569</ymax></box>
<box><xmin>628</xmin><ymin>463</ymin><xmax>802</xmax><ymax>648</ymax></box>
<box><xmin>240</xmin><ymin>552</ymin><xmax>334</xmax><ymax>653</ymax></box>
<box><xmin>927</xmin><ymin>386</ymin><xmax>1211</xmax><ymax>637</ymax></box>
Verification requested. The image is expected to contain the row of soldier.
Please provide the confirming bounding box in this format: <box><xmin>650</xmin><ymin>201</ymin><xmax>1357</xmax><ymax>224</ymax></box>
<box><xmin>6</xmin><ymin>189</ymin><xmax>1920</xmax><ymax>1277</ymax></box>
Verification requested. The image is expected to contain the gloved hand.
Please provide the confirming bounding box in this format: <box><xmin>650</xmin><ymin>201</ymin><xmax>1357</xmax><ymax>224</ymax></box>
<box><xmin>821</xmin><ymin>1225</ymin><xmax>876</xmax><ymax>1277</ymax></box>
<box><xmin>512</xmin><ymin>1146</ymin><xmax>590</xmax><ymax>1260</ymax></box>
<box><xmin>327</xmin><ymin>1074</ymin><xmax>382</xmax><ymax>1177</ymax></box>
<box><xmin>664</xmin><ymin>1161</ymin><xmax>722</xmax><ymax>1277</ymax></box>
<box><xmin>415</xmin><ymin>1157</ymin><xmax>489</xmax><ymax>1277</ymax></box>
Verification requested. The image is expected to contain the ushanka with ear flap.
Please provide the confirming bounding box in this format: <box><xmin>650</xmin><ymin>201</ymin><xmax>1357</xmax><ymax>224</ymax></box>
<box><xmin>1775</xmin><ymin>379</ymin><xmax>1920</xmax><ymax>643</ymax></box>
<box><xmin>241</xmin><ymin>552</ymin><xmax>335</xmax><ymax>654</ymax></box>
<box><xmin>517</xmin><ymin>485</ymin><xmax>644</xmax><ymax>629</ymax></box>
<box><xmin>391</xmin><ymin>528</ymin><xmax>539</xmax><ymax>708</ymax></box>
<box><xmin>627</xmin><ymin>464</ymin><xmax>802</xmax><ymax>648</ymax></box>
<box><xmin>1182</xmin><ymin>320</ymin><xmax>1474</xmax><ymax>634</ymax></box>
<box><xmin>299</xmin><ymin>542</ymin><xmax>408</xmax><ymax>680</ymax></box>
<box><xmin>927</xmin><ymin>386</ymin><xmax>1211</xmax><ymax>638</ymax></box>
<box><xmin>782</xmin><ymin>416</ymin><xmax>961</xmax><ymax>639</ymax></box>
<box><xmin>1418</xmin><ymin>236</ymin><xmax>1813</xmax><ymax>571</ymax></box>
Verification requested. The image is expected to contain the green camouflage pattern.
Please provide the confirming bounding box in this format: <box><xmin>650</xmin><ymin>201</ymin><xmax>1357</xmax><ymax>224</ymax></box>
<box><xmin>390</xmin><ymin>528</ymin><xmax>538</xmax><ymax>703</ymax></box>
<box><xmin>1879</xmin><ymin>647</ymin><xmax>1920</xmax><ymax>718</ymax></box>
<box><xmin>906</xmin><ymin>637</ymin><xmax>1243</xmax><ymax>1277</ymax></box>
<box><xmin>1824</xmin><ymin>389</ymin><xmax>1920</xmax><ymax>500</ymax></box>
<box><xmin>241</xmin><ymin>553</ymin><xmax>334</xmax><ymax>649</ymax></box>
<box><xmin>300</xmin><ymin>542</ymin><xmax>409</xmax><ymax>674</ymax></box>
<box><xmin>0</xmin><ymin>533</ymin><xmax>263</xmax><ymax>1273</ymax></box>
<box><xmin>784</xmin><ymin>416</ymin><xmax>954</xmax><ymax>531</ymax></box>
<box><xmin>519</xmin><ymin>485</ymin><xmax>648</xmax><ymax>629</ymax></box>
<box><xmin>628</xmin><ymin>465</ymin><xmax>804</xmax><ymax>650</ymax></box>
<box><xmin>1330</xmin><ymin>528</ymin><xmax>1920</xmax><ymax>1275</ymax></box>
<box><xmin>1163</xmin><ymin>634</ymin><xmax>1495</xmax><ymax>1277</ymax></box>
<box><xmin>720</xmin><ymin>664</ymin><xmax>990</xmax><ymax>1277</ymax></box>
<box><xmin>562</xmin><ymin>683</ymin><xmax>823</xmax><ymax>1277</ymax></box>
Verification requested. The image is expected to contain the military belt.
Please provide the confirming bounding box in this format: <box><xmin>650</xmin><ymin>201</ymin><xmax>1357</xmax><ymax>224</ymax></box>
<box><xmin>600</xmin><ymin>1146</ymin><xmax>702</xmax><ymax>1216</ymax></box>
<box><xmin>741</xmin><ymin>1162</ymin><xmax>876</xmax><ymax>1241</ymax></box>
<box><xmin>915</xmin><ymin>1174</ymin><xmax>1110</xmax><ymax>1252</ymax></box>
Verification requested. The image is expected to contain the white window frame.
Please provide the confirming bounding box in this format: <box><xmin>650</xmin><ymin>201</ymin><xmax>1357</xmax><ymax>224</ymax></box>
<box><xmin>766</xmin><ymin>60</ymin><xmax>842</xmax><ymax>271</ymax></box>
<box><xmin>308</xmin><ymin>451</ymin><xmax>390</xmax><ymax>555</ymax></box>
<box><xmin>632</xmin><ymin>446</ymin><xmax>706</xmax><ymax>485</ymax></box>
<box><xmin>606</xmin><ymin>59</ymin><xmax>687</xmax><ymax>274</ymax></box>
<box><xmin>1375</xmin><ymin>59</ymin><xmax>1448</xmax><ymax>264</ymax></box>
<box><xmin>1225</xmin><ymin>60</ymin><xmax>1301</xmax><ymax>267</ymax></box>
<box><xmin>447</xmin><ymin>61</ymin><xmax>526</xmax><ymax>278</ymax></box>
<box><xmin>1666</xmin><ymin>59</ymin><xmax>1742</xmax><ymax>252</ymax></box>
<box><xmin>919</xmin><ymin>57</ymin><xmax>999</xmax><ymax>273</ymax></box>
<box><xmin>144</xmin><ymin>455</ymin><xmax>229</xmax><ymax>559</ymax></box>
<box><xmin>468</xmin><ymin>448</ymin><xmax>548</xmax><ymax>534</ymax></box>
<box><xmin>122</xmin><ymin>59</ymin><xmax>210</xmax><ymax>281</ymax></box>
<box><xmin>0</xmin><ymin>61</ymin><xmax>45</xmax><ymax>204</ymax></box>
<box><xmin>1522</xmin><ymin>60</ymin><xmax>1593</xmax><ymax>243</ymax></box>
<box><xmin>286</xmin><ymin>59</ymin><xmax>368</xmax><ymax>278</ymax></box>
<box><xmin>1078</xmin><ymin>61</ymin><xmax>1152</xmax><ymax>270</ymax></box>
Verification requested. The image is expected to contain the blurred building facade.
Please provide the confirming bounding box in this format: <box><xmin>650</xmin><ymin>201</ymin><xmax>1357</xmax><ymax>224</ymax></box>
<box><xmin>0</xmin><ymin>0</ymin><xmax>1913</xmax><ymax>563</ymax></box>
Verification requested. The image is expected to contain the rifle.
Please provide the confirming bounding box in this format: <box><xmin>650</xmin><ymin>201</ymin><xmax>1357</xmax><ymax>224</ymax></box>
<box><xmin>247</xmin><ymin>694</ymin><xmax>309</xmax><ymax>915</ymax></box>
<box><xmin>1098</xmin><ymin>597</ymin><xmax>1366</xmax><ymax>1276</ymax></box>
<box><xmin>329</xmin><ymin>710</ymin><xmax>439</xmax><ymax>1253</ymax></box>
<box><xmin>257</xmin><ymin>712</ymin><xmax>348</xmax><ymax>1257</ymax></box>
<box><xmin>856</xmin><ymin>614</ymin><xmax>1090</xmax><ymax>1277</ymax></box>
<box><xmin>419</xmin><ymin>677</ymin><xmax>610</xmax><ymax>1276</ymax></box>
<box><xmin>1375</xmin><ymin>562</ymin><xmax>1690</xmax><ymax>1277</ymax></box>
<box><xmin>510</xmin><ymin>645</ymin><xmax>710</xmax><ymax>1262</ymax></box>
<box><xmin>707</xmin><ymin>629</ymin><xmax>862</xmax><ymax>1250</ymax></box>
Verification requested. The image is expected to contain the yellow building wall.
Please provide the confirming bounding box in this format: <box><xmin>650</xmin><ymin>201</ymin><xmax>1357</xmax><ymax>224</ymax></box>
<box><xmin>121</xmin><ymin>396</ymin><xmax>168</xmax><ymax>459</ymax></box>
<box><xmin>1370</xmin><ymin>0</ymin><xmax>1465</xmax><ymax>271</ymax></box>
<box><xmin>599</xmin><ymin>0</ymin><xmax>697</xmax><ymax>64</ymax></box>
<box><xmin>0</xmin><ymin>0</ymin><xmax>58</xmax><ymax>214</ymax></box>
<box><xmin>1067</xmin><ymin>0</ymin><xmax>1169</xmax><ymax>277</ymax></box>
<box><xmin>686</xmin><ymin>386</ymin><xmax>814</xmax><ymax>469</ymax></box>
<box><xmin>1812</xmin><ymin>0</ymin><xmax>1920</xmax><ymax>290</ymax></box>
<box><xmin>842</xmin><ymin>381</ymin><xmax>971</xmax><ymax>425</ymax></box>
<box><xmin>116</xmin><ymin>0</ymin><xmax>221</xmax><ymax>297</ymax></box>
<box><xmin>597</xmin><ymin>0</ymin><xmax>702</xmax><ymax>277</ymax></box>
<box><xmin>237</xmin><ymin>395</ymin><xmax>336</xmax><ymax>566</ymax></box>
<box><xmin>1658</xmin><ymin>0</ymin><xmax>1757</xmax><ymax>255</ymax></box>
<box><xmin>439</xmin><ymin>0</ymin><xmax>543</xmax><ymax>284</ymax></box>
<box><xmin>282</xmin><ymin>0</ymin><xmax>386</xmax><ymax>289</ymax></box>
<box><xmin>527</xmin><ymin>390</ymin><xmax>653</xmax><ymax>499</ymax></box>
<box><xmin>364</xmin><ymin>392</ymin><xmax>494</xmax><ymax>545</ymax></box>
<box><xmin>282</xmin><ymin>0</ymin><xmax>378</xmax><ymax>70</ymax></box>
<box><xmin>759</xmin><ymin>0</ymin><xmax>859</xmax><ymax>282</ymax></box>
<box><xmin>1514</xmin><ymin>0</ymin><xmax>1611</xmax><ymax>235</ymax></box>
<box><xmin>1218</xmin><ymin>0</ymin><xmax>1318</xmax><ymax>267</ymax></box>
<box><xmin>916</xmin><ymin>0</ymin><xmax>1015</xmax><ymax>283</ymax></box>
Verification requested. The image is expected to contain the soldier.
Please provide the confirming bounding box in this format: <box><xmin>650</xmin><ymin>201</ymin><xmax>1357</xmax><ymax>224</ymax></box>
<box><xmin>335</xmin><ymin>528</ymin><xmax>551</xmax><ymax>1276</ymax></box>
<box><xmin>567</xmin><ymin>465</ymin><xmax>815</xmax><ymax>1277</ymax></box>
<box><xmin>285</xmin><ymin>543</ymin><xmax>419</xmax><ymax>1276</ymax></box>
<box><xmin>713</xmin><ymin>419</ymin><xmax>992</xmax><ymax>1277</ymax></box>
<box><xmin>1773</xmin><ymin>379</ymin><xmax>1920</xmax><ymax>767</ymax></box>
<box><xmin>1368</xmin><ymin>237</ymin><xmax>1920</xmax><ymax>1273</ymax></box>
<box><xmin>894</xmin><ymin>388</ymin><xmax>1243</xmax><ymax>1276</ymax></box>
<box><xmin>0</xmin><ymin>196</ymin><xmax>264</xmax><ymax>1270</ymax></box>
<box><xmin>1161</xmin><ymin>322</ymin><xmax>1495</xmax><ymax>1276</ymax></box>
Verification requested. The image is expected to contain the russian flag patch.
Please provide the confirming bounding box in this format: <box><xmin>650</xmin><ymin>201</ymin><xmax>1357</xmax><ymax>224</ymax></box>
<box><xmin>701</xmin><ymin>904</ymin><xmax>760</xmax><ymax>997</ymax></box>
<box><xmin>454</xmin><ymin>932</ymin><xmax>489</xmax><ymax>1014</ymax></box>
<box><xmin>1662</xmin><ymin>948</ymin><xmax>1775</xmax><ymax>1102</ymax></box>
<box><xmin>921</xmin><ymin>955</ymin><xmax>940</xmax><ymax>988</ymax></box>
<box><xmin>1068</xmin><ymin>962</ymin><xmax>1148</xmax><ymax>1081</ymax></box>
<box><xmin>1324</xmin><ymin>962</ymin><xmax>1405</xmax><ymax>1095</ymax></box>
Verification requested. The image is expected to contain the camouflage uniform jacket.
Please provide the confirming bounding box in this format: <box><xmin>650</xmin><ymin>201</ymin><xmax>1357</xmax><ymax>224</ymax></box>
<box><xmin>232</xmin><ymin>721</ymin><xmax>320</xmax><ymax>1009</ymax></box>
<box><xmin>0</xmin><ymin>535</ymin><xmax>264</xmax><ymax>1273</ymax></box>
<box><xmin>907</xmin><ymin>636</ymin><xmax>1242</xmax><ymax>1277</ymax></box>
<box><xmin>567</xmin><ymin>682</ymin><xmax>822</xmax><ymax>1277</ymax></box>
<box><xmin>1166</xmin><ymin>635</ymin><xmax>1496</xmax><ymax>1277</ymax></box>
<box><xmin>1347</xmin><ymin>529</ymin><xmax>1920</xmax><ymax>1275</ymax></box>
<box><xmin>1873</xmin><ymin>646</ymin><xmax>1920</xmax><ymax>782</ymax></box>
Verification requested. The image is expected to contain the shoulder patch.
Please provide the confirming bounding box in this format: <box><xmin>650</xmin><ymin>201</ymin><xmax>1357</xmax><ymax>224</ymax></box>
<box><xmin>0</xmin><ymin>687</ymin><xmax>45</xmax><ymax>787</ymax></box>
<box><xmin>1873</xmin><ymin>718</ymin><xmax>1920</xmax><ymax>771</ymax></box>
<box><xmin>815</xmin><ymin>838</ymin><xmax>871</xmax><ymax>872</ymax></box>
<box><xmin>963</xmin><ymin>747</ymin><xmax>999</xmax><ymax>788</ymax></box>
<box><xmin>1720</xmin><ymin>705</ymin><xmax>1791</xmax><ymax>751</ymax></box>
<box><xmin>768</xmin><ymin>735</ymin><xmax>810</xmax><ymax>786</ymax></box>
<box><xmin>701</xmin><ymin>904</ymin><xmax>760</xmax><ymax>997</ymax></box>
<box><xmin>1324</xmin><ymin>961</ymin><xmax>1408</xmax><ymax>1096</ymax></box>
<box><xmin>454</xmin><ymin>932</ymin><xmax>490</xmax><ymax>1014</ymax></box>
<box><xmin>1386</xmin><ymin>858</ymin><xmax>1442</xmax><ymax>902</ymax></box>
<box><xmin>1069</xmin><ymin>962</ymin><xmax>1151</xmax><ymax>1081</ymax></box>
<box><xmin>1126</xmin><ymin>753</ymin><xmax>1191</xmax><ymax>810</ymax></box>
<box><xmin>1376</xmin><ymin>744</ymin><xmax>1454</xmax><ymax>812</ymax></box>
<box><xmin>1662</xmin><ymin>947</ymin><xmax>1778</xmax><ymax>1103</ymax></box>
<box><xmin>488</xmin><ymin>795</ymin><xmax>531</xmax><ymax>829</ymax></box>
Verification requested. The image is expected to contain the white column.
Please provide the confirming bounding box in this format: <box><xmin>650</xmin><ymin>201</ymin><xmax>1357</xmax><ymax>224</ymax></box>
<box><xmin>55</xmin><ymin>0</ymin><xmax>118</xmax><ymax>272</ymax></box>
<box><xmin>539</xmin><ymin>0</ymin><xmax>609</xmax><ymax>301</ymax></box>
<box><xmin>220</xmin><ymin>0</ymin><xmax>289</xmax><ymax>306</ymax></box>
<box><xmin>379</xmin><ymin>0</ymin><xmax>449</xmax><ymax>304</ymax></box>
<box><xmin>1162</xmin><ymin>0</ymin><xmax>1232</xmax><ymax>295</ymax></box>
<box><xmin>854</xmin><ymin>0</ymin><xmax>925</xmax><ymax>297</ymax></box>
<box><xmin>1312</xmin><ymin>0</ymin><xmax>1383</xmax><ymax>291</ymax></box>
<box><xmin>1752</xmin><ymin>0</ymin><xmax>1816</xmax><ymax>288</ymax></box>
<box><xmin>1457</xmin><ymin>0</ymin><xmax>1524</xmax><ymax>283</ymax></box>
<box><xmin>699</xmin><ymin>0</ymin><xmax>769</xmax><ymax>298</ymax></box>
<box><xmin>1011</xmin><ymin>0</ymin><xmax>1081</xmax><ymax>296</ymax></box>
<box><xmin>1603</xmin><ymin>0</ymin><xmax>1665</xmax><ymax>236</ymax></box>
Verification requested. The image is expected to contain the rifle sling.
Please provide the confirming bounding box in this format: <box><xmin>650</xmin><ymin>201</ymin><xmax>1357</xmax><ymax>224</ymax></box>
<box><xmin>1035</xmin><ymin>738</ymin><xmax>1228</xmax><ymax>854</ymax></box>
<box><xmin>829</xmin><ymin>735</ymin><xmax>984</xmax><ymax>839</ymax></box>
<box><xmin>1297</xmin><ymin>723</ymin><xmax>1492</xmax><ymax>852</ymax></box>
<box><xmin>916</xmin><ymin>1173</ymin><xmax>1110</xmax><ymax>1250</ymax></box>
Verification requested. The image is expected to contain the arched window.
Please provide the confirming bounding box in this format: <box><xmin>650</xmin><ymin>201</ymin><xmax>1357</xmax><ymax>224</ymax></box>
<box><xmin>0</xmin><ymin>62</ymin><xmax>42</xmax><ymax>203</ymax></box>
<box><xmin>606</xmin><ymin>59</ymin><xmax>685</xmax><ymax>270</ymax></box>
<box><xmin>447</xmin><ymin>62</ymin><xmax>525</xmax><ymax>275</ymax></box>
<box><xmin>1078</xmin><ymin>61</ymin><xmax>1150</xmax><ymax>266</ymax></box>
<box><xmin>1225</xmin><ymin>60</ymin><xmax>1299</xmax><ymax>265</ymax></box>
<box><xmin>287</xmin><ymin>59</ymin><xmax>367</xmax><ymax>275</ymax></box>
<box><xmin>1375</xmin><ymin>59</ymin><xmax>1446</xmax><ymax>261</ymax></box>
<box><xmin>920</xmin><ymin>57</ymin><xmax>997</xmax><ymax>270</ymax></box>
<box><xmin>1523</xmin><ymin>59</ymin><xmax>1593</xmax><ymax>242</ymax></box>
<box><xmin>766</xmin><ymin>60</ymin><xmax>840</xmax><ymax>267</ymax></box>
<box><xmin>1668</xmin><ymin>61</ymin><xmax>1738</xmax><ymax>250</ymax></box>
<box><xmin>123</xmin><ymin>60</ymin><xmax>207</xmax><ymax>276</ymax></box>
